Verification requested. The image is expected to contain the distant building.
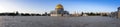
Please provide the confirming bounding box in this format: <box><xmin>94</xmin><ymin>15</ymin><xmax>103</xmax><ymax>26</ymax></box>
<box><xmin>82</xmin><ymin>14</ymin><xmax>88</xmax><ymax>16</ymax></box>
<box><xmin>50</xmin><ymin>4</ymin><xmax>69</xmax><ymax>16</ymax></box>
<box><xmin>71</xmin><ymin>12</ymin><xmax>81</xmax><ymax>16</ymax></box>
<box><xmin>110</xmin><ymin>7</ymin><xmax>120</xmax><ymax>18</ymax></box>
<box><xmin>110</xmin><ymin>12</ymin><xmax>117</xmax><ymax>17</ymax></box>
<box><xmin>117</xmin><ymin>7</ymin><xmax>120</xmax><ymax>18</ymax></box>
<box><xmin>99</xmin><ymin>12</ymin><xmax>110</xmax><ymax>16</ymax></box>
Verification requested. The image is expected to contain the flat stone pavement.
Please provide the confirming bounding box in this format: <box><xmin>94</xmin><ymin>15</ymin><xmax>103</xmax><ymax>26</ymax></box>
<box><xmin>0</xmin><ymin>16</ymin><xmax>120</xmax><ymax>27</ymax></box>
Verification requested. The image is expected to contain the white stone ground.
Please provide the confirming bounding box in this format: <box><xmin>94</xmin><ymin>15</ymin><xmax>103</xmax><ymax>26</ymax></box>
<box><xmin>0</xmin><ymin>16</ymin><xmax>120</xmax><ymax>27</ymax></box>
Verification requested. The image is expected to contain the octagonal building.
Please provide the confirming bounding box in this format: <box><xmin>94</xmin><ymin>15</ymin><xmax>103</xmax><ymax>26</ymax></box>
<box><xmin>50</xmin><ymin>4</ymin><xmax>69</xmax><ymax>16</ymax></box>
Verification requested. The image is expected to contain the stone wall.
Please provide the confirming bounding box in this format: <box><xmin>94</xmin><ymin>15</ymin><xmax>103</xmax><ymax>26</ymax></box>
<box><xmin>50</xmin><ymin>14</ymin><xmax>62</xmax><ymax>16</ymax></box>
<box><xmin>118</xmin><ymin>12</ymin><xmax>120</xmax><ymax>18</ymax></box>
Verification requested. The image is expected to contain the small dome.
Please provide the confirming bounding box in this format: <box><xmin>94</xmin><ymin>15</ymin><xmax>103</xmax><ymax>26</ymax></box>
<box><xmin>118</xmin><ymin>7</ymin><xmax>120</xmax><ymax>11</ymax></box>
<box><xmin>118</xmin><ymin>7</ymin><xmax>120</xmax><ymax>9</ymax></box>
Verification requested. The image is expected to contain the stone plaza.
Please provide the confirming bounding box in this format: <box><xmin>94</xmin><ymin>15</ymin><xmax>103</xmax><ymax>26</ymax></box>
<box><xmin>0</xmin><ymin>16</ymin><xmax>120</xmax><ymax>27</ymax></box>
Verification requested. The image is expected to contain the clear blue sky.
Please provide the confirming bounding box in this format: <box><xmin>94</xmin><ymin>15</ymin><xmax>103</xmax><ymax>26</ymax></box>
<box><xmin>0</xmin><ymin>0</ymin><xmax>120</xmax><ymax>14</ymax></box>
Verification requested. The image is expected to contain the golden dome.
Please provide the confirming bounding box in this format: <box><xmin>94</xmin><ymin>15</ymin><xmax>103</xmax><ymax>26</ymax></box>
<box><xmin>55</xmin><ymin>4</ymin><xmax>63</xmax><ymax>9</ymax></box>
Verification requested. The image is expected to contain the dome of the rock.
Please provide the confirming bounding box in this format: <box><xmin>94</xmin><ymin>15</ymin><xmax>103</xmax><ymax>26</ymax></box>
<box><xmin>55</xmin><ymin>4</ymin><xmax>64</xmax><ymax>10</ymax></box>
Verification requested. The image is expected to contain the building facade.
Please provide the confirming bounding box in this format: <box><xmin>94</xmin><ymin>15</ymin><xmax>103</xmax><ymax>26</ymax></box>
<box><xmin>117</xmin><ymin>7</ymin><xmax>120</xmax><ymax>18</ymax></box>
<box><xmin>110</xmin><ymin>7</ymin><xmax>120</xmax><ymax>18</ymax></box>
